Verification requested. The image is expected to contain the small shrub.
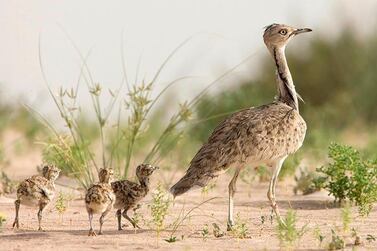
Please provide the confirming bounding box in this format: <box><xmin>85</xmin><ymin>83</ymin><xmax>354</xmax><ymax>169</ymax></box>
<box><xmin>276</xmin><ymin>209</ymin><xmax>307</xmax><ymax>249</ymax></box>
<box><xmin>366</xmin><ymin>234</ymin><xmax>376</xmax><ymax>243</ymax></box>
<box><xmin>293</xmin><ymin>167</ymin><xmax>322</xmax><ymax>195</ymax></box>
<box><xmin>317</xmin><ymin>143</ymin><xmax>377</xmax><ymax>216</ymax></box>
<box><xmin>149</xmin><ymin>183</ymin><xmax>170</xmax><ymax>239</ymax></box>
<box><xmin>201</xmin><ymin>182</ymin><xmax>216</xmax><ymax>197</ymax></box>
<box><xmin>165</xmin><ymin>197</ymin><xmax>218</xmax><ymax>243</ymax></box>
<box><xmin>327</xmin><ymin>229</ymin><xmax>345</xmax><ymax>250</ymax></box>
<box><xmin>201</xmin><ymin>224</ymin><xmax>209</xmax><ymax>241</ymax></box>
<box><xmin>36</xmin><ymin>36</ymin><xmax>204</xmax><ymax>189</ymax></box>
<box><xmin>0</xmin><ymin>212</ymin><xmax>6</xmax><ymax>231</ymax></box>
<box><xmin>231</xmin><ymin>213</ymin><xmax>249</xmax><ymax>239</ymax></box>
<box><xmin>42</xmin><ymin>136</ymin><xmax>92</xmax><ymax>189</ymax></box>
<box><xmin>313</xmin><ymin>226</ymin><xmax>325</xmax><ymax>247</ymax></box>
<box><xmin>341</xmin><ymin>202</ymin><xmax>352</xmax><ymax>233</ymax></box>
<box><xmin>55</xmin><ymin>191</ymin><xmax>72</xmax><ymax>221</ymax></box>
<box><xmin>255</xmin><ymin>166</ymin><xmax>271</xmax><ymax>182</ymax></box>
<box><xmin>351</xmin><ymin>228</ymin><xmax>361</xmax><ymax>246</ymax></box>
<box><xmin>0</xmin><ymin>171</ymin><xmax>18</xmax><ymax>195</ymax></box>
<box><xmin>240</xmin><ymin>167</ymin><xmax>256</xmax><ymax>185</ymax></box>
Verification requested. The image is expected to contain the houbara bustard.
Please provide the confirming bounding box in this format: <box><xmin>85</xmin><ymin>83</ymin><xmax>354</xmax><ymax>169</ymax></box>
<box><xmin>111</xmin><ymin>164</ymin><xmax>158</xmax><ymax>230</ymax></box>
<box><xmin>13</xmin><ymin>165</ymin><xmax>61</xmax><ymax>231</ymax></box>
<box><xmin>170</xmin><ymin>24</ymin><xmax>311</xmax><ymax>229</ymax></box>
<box><xmin>85</xmin><ymin>168</ymin><xmax>115</xmax><ymax>236</ymax></box>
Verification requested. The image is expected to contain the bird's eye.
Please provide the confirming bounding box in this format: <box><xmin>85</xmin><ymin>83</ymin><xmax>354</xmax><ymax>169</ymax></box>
<box><xmin>279</xmin><ymin>29</ymin><xmax>287</xmax><ymax>35</ymax></box>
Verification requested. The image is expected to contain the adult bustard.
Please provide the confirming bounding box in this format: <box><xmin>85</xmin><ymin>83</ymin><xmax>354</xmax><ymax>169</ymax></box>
<box><xmin>170</xmin><ymin>24</ymin><xmax>311</xmax><ymax>229</ymax></box>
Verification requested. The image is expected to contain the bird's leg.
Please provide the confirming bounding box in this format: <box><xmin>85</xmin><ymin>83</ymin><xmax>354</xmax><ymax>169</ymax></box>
<box><xmin>88</xmin><ymin>210</ymin><xmax>96</xmax><ymax>236</ymax></box>
<box><xmin>116</xmin><ymin>209</ymin><xmax>122</xmax><ymax>231</ymax></box>
<box><xmin>37</xmin><ymin>202</ymin><xmax>47</xmax><ymax>231</ymax></box>
<box><xmin>99</xmin><ymin>206</ymin><xmax>112</xmax><ymax>235</ymax></box>
<box><xmin>122</xmin><ymin>210</ymin><xmax>141</xmax><ymax>229</ymax></box>
<box><xmin>12</xmin><ymin>199</ymin><xmax>20</xmax><ymax>229</ymax></box>
<box><xmin>227</xmin><ymin>168</ymin><xmax>241</xmax><ymax>231</ymax></box>
<box><xmin>267</xmin><ymin>157</ymin><xmax>286</xmax><ymax>225</ymax></box>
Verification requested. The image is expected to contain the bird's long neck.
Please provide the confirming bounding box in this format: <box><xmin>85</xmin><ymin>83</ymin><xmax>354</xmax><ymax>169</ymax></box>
<box><xmin>138</xmin><ymin>176</ymin><xmax>150</xmax><ymax>192</ymax></box>
<box><xmin>272</xmin><ymin>46</ymin><xmax>299</xmax><ymax>111</ymax></box>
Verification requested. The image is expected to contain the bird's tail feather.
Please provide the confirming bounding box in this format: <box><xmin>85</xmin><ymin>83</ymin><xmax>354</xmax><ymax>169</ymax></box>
<box><xmin>169</xmin><ymin>172</ymin><xmax>212</xmax><ymax>197</ymax></box>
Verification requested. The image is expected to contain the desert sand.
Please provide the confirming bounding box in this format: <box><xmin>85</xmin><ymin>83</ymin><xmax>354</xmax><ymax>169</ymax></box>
<box><xmin>1</xmin><ymin>161</ymin><xmax>377</xmax><ymax>251</ymax></box>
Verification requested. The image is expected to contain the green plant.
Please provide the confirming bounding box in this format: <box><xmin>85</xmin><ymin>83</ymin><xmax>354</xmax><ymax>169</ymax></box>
<box><xmin>240</xmin><ymin>167</ymin><xmax>256</xmax><ymax>185</ymax></box>
<box><xmin>317</xmin><ymin>143</ymin><xmax>377</xmax><ymax>216</ymax></box>
<box><xmin>0</xmin><ymin>212</ymin><xmax>6</xmax><ymax>231</ymax></box>
<box><xmin>35</xmin><ymin>32</ymin><xmax>251</xmax><ymax>189</ymax></box>
<box><xmin>42</xmin><ymin>136</ymin><xmax>91</xmax><ymax>188</ymax></box>
<box><xmin>255</xmin><ymin>166</ymin><xmax>271</xmax><ymax>182</ymax></box>
<box><xmin>201</xmin><ymin>182</ymin><xmax>216</xmax><ymax>197</ymax></box>
<box><xmin>351</xmin><ymin>228</ymin><xmax>361</xmax><ymax>246</ymax></box>
<box><xmin>328</xmin><ymin>229</ymin><xmax>345</xmax><ymax>250</ymax></box>
<box><xmin>35</xmin><ymin>35</ymin><xmax>203</xmax><ymax>189</ymax></box>
<box><xmin>149</xmin><ymin>183</ymin><xmax>170</xmax><ymax>240</ymax></box>
<box><xmin>313</xmin><ymin>226</ymin><xmax>325</xmax><ymax>247</ymax></box>
<box><xmin>366</xmin><ymin>234</ymin><xmax>376</xmax><ymax>243</ymax></box>
<box><xmin>201</xmin><ymin>224</ymin><xmax>209</xmax><ymax>241</ymax></box>
<box><xmin>276</xmin><ymin>209</ymin><xmax>307</xmax><ymax>249</ymax></box>
<box><xmin>231</xmin><ymin>213</ymin><xmax>249</xmax><ymax>239</ymax></box>
<box><xmin>165</xmin><ymin>197</ymin><xmax>218</xmax><ymax>243</ymax></box>
<box><xmin>0</xmin><ymin>171</ymin><xmax>18</xmax><ymax>195</ymax></box>
<box><xmin>293</xmin><ymin>167</ymin><xmax>322</xmax><ymax>195</ymax></box>
<box><xmin>55</xmin><ymin>191</ymin><xmax>72</xmax><ymax>221</ymax></box>
<box><xmin>341</xmin><ymin>202</ymin><xmax>352</xmax><ymax>232</ymax></box>
<box><xmin>164</xmin><ymin>236</ymin><xmax>178</xmax><ymax>243</ymax></box>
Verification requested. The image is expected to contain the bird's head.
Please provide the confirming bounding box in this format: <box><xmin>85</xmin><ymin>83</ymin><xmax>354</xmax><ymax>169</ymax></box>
<box><xmin>42</xmin><ymin>164</ymin><xmax>61</xmax><ymax>181</ymax></box>
<box><xmin>136</xmin><ymin>163</ymin><xmax>159</xmax><ymax>179</ymax></box>
<box><xmin>263</xmin><ymin>23</ymin><xmax>312</xmax><ymax>50</ymax></box>
<box><xmin>98</xmin><ymin>168</ymin><xmax>114</xmax><ymax>183</ymax></box>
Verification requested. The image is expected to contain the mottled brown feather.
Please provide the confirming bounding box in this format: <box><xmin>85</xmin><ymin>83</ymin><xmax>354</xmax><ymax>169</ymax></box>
<box><xmin>170</xmin><ymin>101</ymin><xmax>306</xmax><ymax>196</ymax></box>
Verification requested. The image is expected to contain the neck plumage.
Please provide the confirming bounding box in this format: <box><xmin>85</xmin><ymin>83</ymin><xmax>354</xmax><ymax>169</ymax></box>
<box><xmin>138</xmin><ymin>176</ymin><xmax>150</xmax><ymax>191</ymax></box>
<box><xmin>272</xmin><ymin>46</ymin><xmax>299</xmax><ymax>111</ymax></box>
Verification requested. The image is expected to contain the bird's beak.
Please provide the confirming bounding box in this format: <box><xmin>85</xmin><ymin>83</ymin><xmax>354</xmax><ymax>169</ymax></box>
<box><xmin>293</xmin><ymin>28</ymin><xmax>312</xmax><ymax>35</ymax></box>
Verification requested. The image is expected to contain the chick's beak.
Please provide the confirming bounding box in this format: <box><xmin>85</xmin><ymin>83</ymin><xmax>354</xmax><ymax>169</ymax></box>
<box><xmin>293</xmin><ymin>28</ymin><xmax>312</xmax><ymax>35</ymax></box>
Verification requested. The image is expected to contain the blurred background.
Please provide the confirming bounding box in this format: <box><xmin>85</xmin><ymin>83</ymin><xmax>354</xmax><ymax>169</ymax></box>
<box><xmin>1</xmin><ymin>0</ymin><xmax>377</xmax><ymax>187</ymax></box>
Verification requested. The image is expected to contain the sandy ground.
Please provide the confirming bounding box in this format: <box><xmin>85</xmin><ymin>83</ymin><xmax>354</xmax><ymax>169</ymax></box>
<box><xmin>1</xmin><ymin>165</ymin><xmax>377</xmax><ymax>251</ymax></box>
<box><xmin>0</xmin><ymin>132</ymin><xmax>377</xmax><ymax>250</ymax></box>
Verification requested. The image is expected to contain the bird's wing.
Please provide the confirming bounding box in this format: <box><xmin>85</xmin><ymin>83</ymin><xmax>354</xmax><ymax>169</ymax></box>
<box><xmin>170</xmin><ymin>102</ymin><xmax>306</xmax><ymax>196</ymax></box>
<box><xmin>111</xmin><ymin>180</ymin><xmax>138</xmax><ymax>194</ymax></box>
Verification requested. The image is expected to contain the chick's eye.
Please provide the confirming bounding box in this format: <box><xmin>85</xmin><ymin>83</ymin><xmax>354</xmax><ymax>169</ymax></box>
<box><xmin>279</xmin><ymin>29</ymin><xmax>287</xmax><ymax>35</ymax></box>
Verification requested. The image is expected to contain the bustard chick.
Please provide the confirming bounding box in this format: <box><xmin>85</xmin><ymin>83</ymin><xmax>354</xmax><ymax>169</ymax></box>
<box><xmin>170</xmin><ymin>24</ymin><xmax>311</xmax><ymax>229</ymax></box>
<box><xmin>111</xmin><ymin>164</ymin><xmax>158</xmax><ymax>230</ymax></box>
<box><xmin>12</xmin><ymin>164</ymin><xmax>61</xmax><ymax>231</ymax></box>
<box><xmin>85</xmin><ymin>168</ymin><xmax>115</xmax><ymax>236</ymax></box>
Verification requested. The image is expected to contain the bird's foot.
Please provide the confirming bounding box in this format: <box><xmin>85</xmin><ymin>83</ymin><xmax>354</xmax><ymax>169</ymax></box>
<box><xmin>227</xmin><ymin>221</ymin><xmax>234</xmax><ymax>231</ymax></box>
<box><xmin>12</xmin><ymin>220</ymin><xmax>19</xmax><ymax>229</ymax></box>
<box><xmin>269</xmin><ymin>209</ymin><xmax>275</xmax><ymax>224</ymax></box>
<box><xmin>38</xmin><ymin>227</ymin><xmax>45</xmax><ymax>232</ymax></box>
<box><xmin>88</xmin><ymin>229</ymin><xmax>97</xmax><ymax>236</ymax></box>
<box><xmin>98</xmin><ymin>231</ymin><xmax>103</xmax><ymax>235</ymax></box>
<box><xmin>270</xmin><ymin>204</ymin><xmax>286</xmax><ymax>227</ymax></box>
<box><xmin>132</xmin><ymin>223</ymin><xmax>141</xmax><ymax>229</ymax></box>
<box><xmin>118</xmin><ymin>226</ymin><xmax>123</xmax><ymax>231</ymax></box>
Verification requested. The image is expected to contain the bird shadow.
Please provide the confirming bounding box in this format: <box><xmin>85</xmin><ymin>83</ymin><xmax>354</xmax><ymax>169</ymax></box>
<box><xmin>245</xmin><ymin>199</ymin><xmax>339</xmax><ymax>210</ymax></box>
<box><xmin>47</xmin><ymin>228</ymin><xmax>152</xmax><ymax>236</ymax></box>
<box><xmin>0</xmin><ymin>231</ymin><xmax>49</xmax><ymax>240</ymax></box>
<box><xmin>1</xmin><ymin>228</ymin><xmax>153</xmax><ymax>238</ymax></box>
